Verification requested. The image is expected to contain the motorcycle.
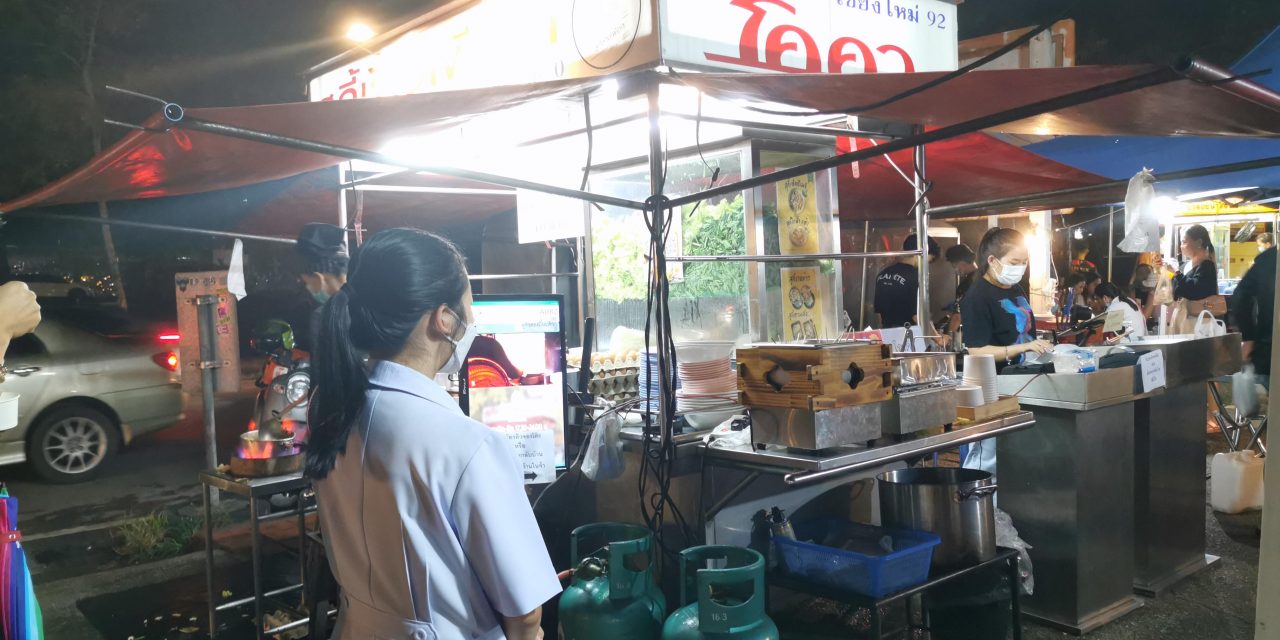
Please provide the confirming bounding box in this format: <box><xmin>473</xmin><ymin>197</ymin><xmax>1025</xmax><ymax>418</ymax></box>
<box><xmin>249</xmin><ymin>320</ymin><xmax>311</xmax><ymax>443</ymax></box>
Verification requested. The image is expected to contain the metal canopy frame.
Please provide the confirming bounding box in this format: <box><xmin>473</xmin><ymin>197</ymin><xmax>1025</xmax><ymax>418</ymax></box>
<box><xmin>136</xmin><ymin>59</ymin><xmax>1224</xmax><ymax>454</ymax></box>
<box><xmin>72</xmin><ymin>57</ymin><xmax>1268</xmax><ymax>326</ymax></box>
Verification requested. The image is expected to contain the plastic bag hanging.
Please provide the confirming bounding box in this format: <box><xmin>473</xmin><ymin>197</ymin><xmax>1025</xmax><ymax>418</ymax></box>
<box><xmin>1118</xmin><ymin>169</ymin><xmax>1160</xmax><ymax>253</ymax></box>
<box><xmin>581</xmin><ymin>411</ymin><xmax>624</xmax><ymax>481</ymax></box>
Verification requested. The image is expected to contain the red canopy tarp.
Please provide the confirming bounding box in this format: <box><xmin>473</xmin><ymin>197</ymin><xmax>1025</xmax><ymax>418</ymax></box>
<box><xmin>3</xmin><ymin>64</ymin><xmax>1278</xmax><ymax>218</ymax></box>
<box><xmin>836</xmin><ymin>132</ymin><xmax>1113</xmax><ymax>219</ymax></box>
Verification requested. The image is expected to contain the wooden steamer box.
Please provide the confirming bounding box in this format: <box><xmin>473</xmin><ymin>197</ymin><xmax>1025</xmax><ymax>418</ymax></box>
<box><xmin>737</xmin><ymin>342</ymin><xmax>894</xmax><ymax>410</ymax></box>
<box><xmin>737</xmin><ymin>343</ymin><xmax>894</xmax><ymax>450</ymax></box>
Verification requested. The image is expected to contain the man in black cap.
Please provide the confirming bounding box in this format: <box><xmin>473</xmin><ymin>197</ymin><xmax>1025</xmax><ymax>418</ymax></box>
<box><xmin>297</xmin><ymin>223</ymin><xmax>349</xmax><ymax>303</ymax></box>
<box><xmin>296</xmin><ymin>223</ymin><xmax>349</xmax><ymax>349</ymax></box>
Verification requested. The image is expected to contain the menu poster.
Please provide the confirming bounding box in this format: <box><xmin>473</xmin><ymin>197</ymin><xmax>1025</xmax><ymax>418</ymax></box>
<box><xmin>778</xmin><ymin>173</ymin><xmax>819</xmax><ymax>255</ymax></box>
<box><xmin>782</xmin><ymin>267</ymin><xmax>824</xmax><ymax>341</ymax></box>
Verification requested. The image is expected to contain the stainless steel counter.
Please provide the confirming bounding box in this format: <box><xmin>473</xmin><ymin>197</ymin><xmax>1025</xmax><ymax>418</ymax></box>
<box><xmin>1121</xmin><ymin>334</ymin><xmax>1240</xmax><ymax>596</ymax></box>
<box><xmin>999</xmin><ymin>395</ymin><xmax>1143</xmax><ymax>634</ymax></box>
<box><xmin>1122</xmin><ymin>333</ymin><xmax>1241</xmax><ymax>388</ymax></box>
<box><xmin>702</xmin><ymin>411</ymin><xmax>1035</xmax><ymax>485</ymax></box>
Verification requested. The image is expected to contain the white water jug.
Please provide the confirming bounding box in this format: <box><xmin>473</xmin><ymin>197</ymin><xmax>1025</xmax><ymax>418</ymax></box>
<box><xmin>1210</xmin><ymin>451</ymin><xmax>1265</xmax><ymax>514</ymax></box>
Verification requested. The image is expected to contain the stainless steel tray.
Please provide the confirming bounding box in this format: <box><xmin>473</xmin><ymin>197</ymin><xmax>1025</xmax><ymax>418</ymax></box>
<box><xmin>997</xmin><ymin>366</ymin><xmax>1137</xmax><ymax>409</ymax></box>
<box><xmin>881</xmin><ymin>384</ymin><xmax>959</xmax><ymax>435</ymax></box>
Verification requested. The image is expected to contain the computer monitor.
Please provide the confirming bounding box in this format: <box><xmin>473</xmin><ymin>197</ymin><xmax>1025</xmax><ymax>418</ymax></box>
<box><xmin>460</xmin><ymin>294</ymin><xmax>567</xmax><ymax>484</ymax></box>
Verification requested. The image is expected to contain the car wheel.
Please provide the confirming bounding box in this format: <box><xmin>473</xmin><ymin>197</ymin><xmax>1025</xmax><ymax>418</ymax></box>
<box><xmin>28</xmin><ymin>407</ymin><xmax>119</xmax><ymax>483</ymax></box>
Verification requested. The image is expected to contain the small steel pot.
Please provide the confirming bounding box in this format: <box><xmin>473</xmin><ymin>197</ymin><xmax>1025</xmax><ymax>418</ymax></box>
<box><xmin>878</xmin><ymin>467</ymin><xmax>998</xmax><ymax>571</ymax></box>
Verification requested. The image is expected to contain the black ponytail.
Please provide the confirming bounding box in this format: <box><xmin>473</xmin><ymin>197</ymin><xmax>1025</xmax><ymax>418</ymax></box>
<box><xmin>976</xmin><ymin>228</ymin><xmax>1025</xmax><ymax>276</ymax></box>
<box><xmin>305</xmin><ymin>228</ymin><xmax>468</xmax><ymax>479</ymax></box>
<box><xmin>1096</xmin><ymin>282</ymin><xmax>1138</xmax><ymax>312</ymax></box>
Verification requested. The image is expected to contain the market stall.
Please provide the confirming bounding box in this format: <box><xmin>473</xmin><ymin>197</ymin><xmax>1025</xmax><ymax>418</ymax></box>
<box><xmin>4</xmin><ymin>2</ymin><xmax>1280</xmax><ymax>638</ymax></box>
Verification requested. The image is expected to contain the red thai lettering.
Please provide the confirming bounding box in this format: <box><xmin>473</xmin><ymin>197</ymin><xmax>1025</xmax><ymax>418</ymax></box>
<box><xmin>827</xmin><ymin>37</ymin><xmax>877</xmax><ymax>74</ymax></box>
<box><xmin>876</xmin><ymin>44</ymin><xmax>915</xmax><ymax>72</ymax></box>
<box><xmin>705</xmin><ymin>0</ymin><xmax>921</xmax><ymax>76</ymax></box>
<box><xmin>706</xmin><ymin>0</ymin><xmax>812</xmax><ymax>72</ymax></box>
<box><xmin>764</xmin><ymin>24</ymin><xmax>822</xmax><ymax>72</ymax></box>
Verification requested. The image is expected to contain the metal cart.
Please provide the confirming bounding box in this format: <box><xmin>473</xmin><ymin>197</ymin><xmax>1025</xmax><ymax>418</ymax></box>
<box><xmin>201</xmin><ymin>470</ymin><xmax>315</xmax><ymax>639</ymax></box>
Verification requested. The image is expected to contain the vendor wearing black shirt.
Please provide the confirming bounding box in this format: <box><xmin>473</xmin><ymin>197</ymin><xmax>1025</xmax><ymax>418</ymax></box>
<box><xmin>874</xmin><ymin>234</ymin><xmax>938</xmax><ymax>329</ymax></box>
<box><xmin>960</xmin><ymin>228</ymin><xmax>1052</xmax><ymax>367</ymax></box>
<box><xmin>959</xmin><ymin>228</ymin><xmax>1052</xmax><ymax>477</ymax></box>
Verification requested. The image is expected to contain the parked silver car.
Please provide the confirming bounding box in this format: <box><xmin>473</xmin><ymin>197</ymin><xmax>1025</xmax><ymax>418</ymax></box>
<box><xmin>0</xmin><ymin>309</ymin><xmax>185</xmax><ymax>482</ymax></box>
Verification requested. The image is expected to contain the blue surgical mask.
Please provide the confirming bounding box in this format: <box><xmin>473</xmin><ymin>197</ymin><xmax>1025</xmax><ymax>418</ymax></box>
<box><xmin>309</xmin><ymin>289</ymin><xmax>331</xmax><ymax>304</ymax></box>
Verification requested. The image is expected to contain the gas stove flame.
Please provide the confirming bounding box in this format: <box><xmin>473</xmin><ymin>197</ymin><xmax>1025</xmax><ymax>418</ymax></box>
<box><xmin>238</xmin><ymin>438</ymin><xmax>276</xmax><ymax>460</ymax></box>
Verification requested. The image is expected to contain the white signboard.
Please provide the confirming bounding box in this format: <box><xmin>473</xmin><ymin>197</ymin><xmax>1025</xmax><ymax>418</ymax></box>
<box><xmin>660</xmin><ymin>0</ymin><xmax>959</xmax><ymax>75</ymax></box>
<box><xmin>309</xmin><ymin>0</ymin><xmax>658</xmax><ymax>101</ymax></box>
<box><xmin>1139</xmin><ymin>350</ymin><xmax>1167</xmax><ymax>394</ymax></box>
<box><xmin>174</xmin><ymin>271</ymin><xmax>241</xmax><ymax>394</ymax></box>
<box><xmin>517</xmin><ymin>189</ymin><xmax>587</xmax><ymax>243</ymax></box>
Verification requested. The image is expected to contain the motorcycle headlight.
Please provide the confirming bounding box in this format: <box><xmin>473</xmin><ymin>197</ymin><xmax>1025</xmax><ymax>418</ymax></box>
<box><xmin>285</xmin><ymin>372</ymin><xmax>311</xmax><ymax>405</ymax></box>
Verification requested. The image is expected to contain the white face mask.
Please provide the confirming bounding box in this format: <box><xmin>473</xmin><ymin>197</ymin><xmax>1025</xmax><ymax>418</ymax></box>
<box><xmin>993</xmin><ymin>259</ymin><xmax>1026</xmax><ymax>286</ymax></box>
<box><xmin>1143</xmin><ymin>274</ymin><xmax>1158</xmax><ymax>288</ymax></box>
<box><xmin>438</xmin><ymin>308</ymin><xmax>478</xmax><ymax>375</ymax></box>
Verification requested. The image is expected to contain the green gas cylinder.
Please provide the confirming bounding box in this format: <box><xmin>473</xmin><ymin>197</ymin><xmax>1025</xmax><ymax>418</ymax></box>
<box><xmin>559</xmin><ymin>523</ymin><xmax>666</xmax><ymax>640</ymax></box>
<box><xmin>661</xmin><ymin>546</ymin><xmax>779</xmax><ymax>640</ymax></box>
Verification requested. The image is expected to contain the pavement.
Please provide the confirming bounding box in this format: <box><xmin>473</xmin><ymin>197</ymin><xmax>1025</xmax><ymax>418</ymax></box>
<box><xmin>9</xmin><ymin>386</ymin><xmax>1268</xmax><ymax>639</ymax></box>
<box><xmin>10</xmin><ymin>386</ymin><xmax>259</xmax><ymax>638</ymax></box>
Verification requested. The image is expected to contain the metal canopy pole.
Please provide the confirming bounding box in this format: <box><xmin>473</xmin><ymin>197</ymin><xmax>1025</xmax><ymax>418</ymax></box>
<box><xmin>914</xmin><ymin>130</ymin><xmax>930</xmax><ymax>334</ymax></box>
<box><xmin>1107</xmin><ymin>207</ymin><xmax>1115</xmax><ymax>281</ymax></box>
<box><xmin>196</xmin><ymin>295</ymin><xmax>221</xmax><ymax>506</ymax></box>
<box><xmin>170</xmin><ymin>117</ymin><xmax>646</xmax><ymax>211</ymax></box>
<box><xmin>860</xmin><ymin>221</ymin><xmax>871</xmax><ymax>327</ymax></box>
<box><xmin>337</xmin><ymin>163</ymin><xmax>349</xmax><ymax>229</ymax></box>
<box><xmin>646</xmin><ymin>88</ymin><xmax>672</xmax><ymax>451</ymax></box>
<box><xmin>26</xmin><ymin>212</ymin><xmax>297</xmax><ymax>244</ymax></box>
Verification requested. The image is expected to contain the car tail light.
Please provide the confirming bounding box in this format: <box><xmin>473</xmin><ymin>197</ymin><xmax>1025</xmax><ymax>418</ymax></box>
<box><xmin>158</xmin><ymin>332</ymin><xmax>181</xmax><ymax>343</ymax></box>
<box><xmin>153</xmin><ymin>351</ymin><xmax>180</xmax><ymax>372</ymax></box>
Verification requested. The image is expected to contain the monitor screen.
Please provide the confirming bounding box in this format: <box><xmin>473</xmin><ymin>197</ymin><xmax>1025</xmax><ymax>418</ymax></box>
<box><xmin>461</xmin><ymin>295</ymin><xmax>567</xmax><ymax>484</ymax></box>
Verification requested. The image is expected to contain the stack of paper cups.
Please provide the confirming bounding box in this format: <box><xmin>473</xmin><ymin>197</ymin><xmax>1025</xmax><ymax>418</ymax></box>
<box><xmin>963</xmin><ymin>354</ymin><xmax>999</xmax><ymax>404</ymax></box>
<box><xmin>958</xmin><ymin>384</ymin><xmax>986</xmax><ymax>408</ymax></box>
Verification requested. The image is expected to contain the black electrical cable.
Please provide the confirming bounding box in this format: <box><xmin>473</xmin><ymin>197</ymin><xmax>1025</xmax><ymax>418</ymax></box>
<box><xmin>728</xmin><ymin>3</ymin><xmax>1078</xmax><ymax>117</ymax></box>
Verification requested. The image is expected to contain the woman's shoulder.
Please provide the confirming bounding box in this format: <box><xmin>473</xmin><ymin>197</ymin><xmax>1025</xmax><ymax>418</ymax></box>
<box><xmin>366</xmin><ymin>387</ymin><xmax>492</xmax><ymax>443</ymax></box>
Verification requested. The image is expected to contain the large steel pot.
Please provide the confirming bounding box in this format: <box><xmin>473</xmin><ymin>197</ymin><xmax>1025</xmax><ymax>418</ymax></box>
<box><xmin>878</xmin><ymin>467</ymin><xmax>997</xmax><ymax>571</ymax></box>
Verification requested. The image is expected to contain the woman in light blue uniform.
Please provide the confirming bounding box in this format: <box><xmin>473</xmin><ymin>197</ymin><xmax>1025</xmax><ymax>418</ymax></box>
<box><xmin>307</xmin><ymin>229</ymin><xmax>561</xmax><ymax>640</ymax></box>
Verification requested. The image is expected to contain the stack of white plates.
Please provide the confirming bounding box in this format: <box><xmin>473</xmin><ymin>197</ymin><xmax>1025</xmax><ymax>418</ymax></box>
<box><xmin>962</xmin><ymin>354</ymin><xmax>999</xmax><ymax>404</ymax></box>
<box><xmin>676</xmin><ymin>345</ymin><xmax>742</xmax><ymax>430</ymax></box>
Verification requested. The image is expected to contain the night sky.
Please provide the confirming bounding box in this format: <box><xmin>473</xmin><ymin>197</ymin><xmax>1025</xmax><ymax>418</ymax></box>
<box><xmin>2</xmin><ymin>0</ymin><xmax>1277</xmax><ymax>205</ymax></box>
<box><xmin>0</xmin><ymin>0</ymin><xmax>1276</xmax><ymax>319</ymax></box>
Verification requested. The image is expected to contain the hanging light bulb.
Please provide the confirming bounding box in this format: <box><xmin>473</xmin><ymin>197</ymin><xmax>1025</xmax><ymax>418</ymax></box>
<box><xmin>1073</xmin><ymin>228</ymin><xmax>1084</xmax><ymax>240</ymax></box>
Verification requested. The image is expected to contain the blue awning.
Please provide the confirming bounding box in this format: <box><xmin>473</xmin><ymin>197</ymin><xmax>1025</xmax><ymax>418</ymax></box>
<box><xmin>1027</xmin><ymin>26</ymin><xmax>1280</xmax><ymax>199</ymax></box>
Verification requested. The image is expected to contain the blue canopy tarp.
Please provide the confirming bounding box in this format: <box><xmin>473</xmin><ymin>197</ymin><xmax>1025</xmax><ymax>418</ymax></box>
<box><xmin>1027</xmin><ymin>26</ymin><xmax>1280</xmax><ymax>198</ymax></box>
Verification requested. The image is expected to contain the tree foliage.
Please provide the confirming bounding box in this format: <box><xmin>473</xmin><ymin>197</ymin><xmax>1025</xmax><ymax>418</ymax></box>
<box><xmin>671</xmin><ymin>195</ymin><xmax>747</xmax><ymax>299</ymax></box>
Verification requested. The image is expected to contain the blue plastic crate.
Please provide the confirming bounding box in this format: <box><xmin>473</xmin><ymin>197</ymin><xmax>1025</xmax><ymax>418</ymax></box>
<box><xmin>774</xmin><ymin>519</ymin><xmax>941</xmax><ymax>598</ymax></box>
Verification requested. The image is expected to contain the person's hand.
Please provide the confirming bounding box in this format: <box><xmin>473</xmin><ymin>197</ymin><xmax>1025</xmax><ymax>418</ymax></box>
<box><xmin>0</xmin><ymin>282</ymin><xmax>40</xmax><ymax>361</ymax></box>
<box><xmin>1243</xmin><ymin>340</ymin><xmax>1254</xmax><ymax>360</ymax></box>
<box><xmin>1023</xmin><ymin>339</ymin><xmax>1053</xmax><ymax>356</ymax></box>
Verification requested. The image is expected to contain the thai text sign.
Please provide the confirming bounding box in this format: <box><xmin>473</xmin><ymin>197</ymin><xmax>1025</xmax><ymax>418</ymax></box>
<box><xmin>309</xmin><ymin>0</ymin><xmax>657</xmax><ymax>101</ymax></box>
<box><xmin>661</xmin><ymin>0</ymin><xmax>958</xmax><ymax>74</ymax></box>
